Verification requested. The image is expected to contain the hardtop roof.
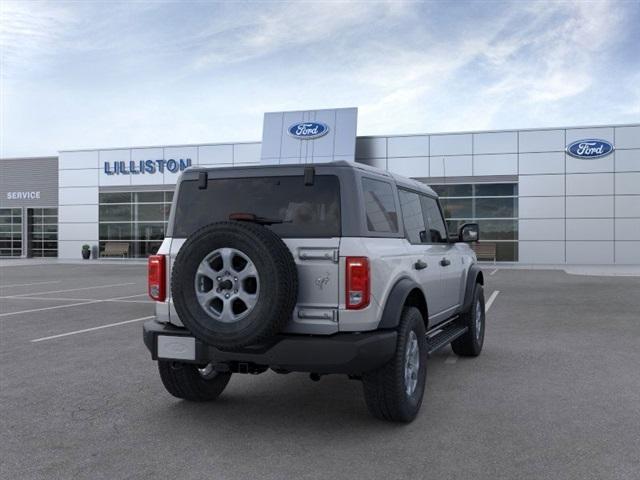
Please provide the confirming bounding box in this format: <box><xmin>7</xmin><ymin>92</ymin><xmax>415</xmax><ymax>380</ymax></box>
<box><xmin>189</xmin><ymin>160</ymin><xmax>437</xmax><ymax>197</ymax></box>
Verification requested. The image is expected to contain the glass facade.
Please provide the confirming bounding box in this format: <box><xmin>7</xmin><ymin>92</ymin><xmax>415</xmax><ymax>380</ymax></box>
<box><xmin>98</xmin><ymin>191</ymin><xmax>173</xmax><ymax>258</ymax></box>
<box><xmin>429</xmin><ymin>183</ymin><xmax>519</xmax><ymax>261</ymax></box>
<box><xmin>28</xmin><ymin>208</ymin><xmax>58</xmax><ymax>257</ymax></box>
<box><xmin>0</xmin><ymin>208</ymin><xmax>23</xmax><ymax>257</ymax></box>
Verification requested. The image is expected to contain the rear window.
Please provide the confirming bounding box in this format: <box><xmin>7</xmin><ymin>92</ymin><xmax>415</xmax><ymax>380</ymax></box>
<box><xmin>173</xmin><ymin>175</ymin><xmax>341</xmax><ymax>238</ymax></box>
<box><xmin>362</xmin><ymin>178</ymin><xmax>398</xmax><ymax>233</ymax></box>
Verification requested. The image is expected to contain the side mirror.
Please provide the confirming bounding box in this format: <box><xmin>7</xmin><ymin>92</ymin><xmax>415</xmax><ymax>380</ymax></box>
<box><xmin>459</xmin><ymin>223</ymin><xmax>479</xmax><ymax>243</ymax></box>
<box><xmin>430</xmin><ymin>228</ymin><xmax>445</xmax><ymax>243</ymax></box>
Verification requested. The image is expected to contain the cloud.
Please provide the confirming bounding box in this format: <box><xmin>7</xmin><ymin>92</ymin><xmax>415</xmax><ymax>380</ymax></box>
<box><xmin>0</xmin><ymin>0</ymin><xmax>74</xmax><ymax>73</ymax></box>
<box><xmin>191</xmin><ymin>1</ymin><xmax>409</xmax><ymax>69</ymax></box>
<box><xmin>0</xmin><ymin>0</ymin><xmax>637</xmax><ymax>157</ymax></box>
<box><xmin>481</xmin><ymin>0</ymin><xmax>624</xmax><ymax>102</ymax></box>
<box><xmin>359</xmin><ymin>0</ymin><xmax>634</xmax><ymax>134</ymax></box>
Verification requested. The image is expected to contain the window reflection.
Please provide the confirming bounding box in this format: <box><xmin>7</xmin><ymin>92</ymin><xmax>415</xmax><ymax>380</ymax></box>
<box><xmin>98</xmin><ymin>190</ymin><xmax>172</xmax><ymax>258</ymax></box>
<box><xmin>0</xmin><ymin>208</ymin><xmax>23</xmax><ymax>257</ymax></box>
<box><xmin>28</xmin><ymin>208</ymin><xmax>58</xmax><ymax>257</ymax></box>
<box><xmin>429</xmin><ymin>182</ymin><xmax>519</xmax><ymax>261</ymax></box>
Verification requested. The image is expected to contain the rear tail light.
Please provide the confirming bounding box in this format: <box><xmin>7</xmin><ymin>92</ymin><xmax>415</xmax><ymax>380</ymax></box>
<box><xmin>148</xmin><ymin>255</ymin><xmax>166</xmax><ymax>301</ymax></box>
<box><xmin>346</xmin><ymin>256</ymin><xmax>370</xmax><ymax>310</ymax></box>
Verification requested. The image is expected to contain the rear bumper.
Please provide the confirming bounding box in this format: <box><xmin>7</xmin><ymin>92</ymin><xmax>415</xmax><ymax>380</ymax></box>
<box><xmin>143</xmin><ymin>319</ymin><xmax>397</xmax><ymax>374</ymax></box>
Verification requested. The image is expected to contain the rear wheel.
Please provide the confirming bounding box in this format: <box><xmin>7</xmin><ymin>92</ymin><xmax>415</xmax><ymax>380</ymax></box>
<box><xmin>362</xmin><ymin>306</ymin><xmax>427</xmax><ymax>422</ymax></box>
<box><xmin>158</xmin><ymin>360</ymin><xmax>232</xmax><ymax>401</ymax></box>
<box><xmin>451</xmin><ymin>283</ymin><xmax>485</xmax><ymax>357</ymax></box>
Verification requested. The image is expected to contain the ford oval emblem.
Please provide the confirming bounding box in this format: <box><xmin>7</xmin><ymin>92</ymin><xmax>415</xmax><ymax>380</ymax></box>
<box><xmin>288</xmin><ymin>121</ymin><xmax>329</xmax><ymax>140</ymax></box>
<box><xmin>566</xmin><ymin>139</ymin><xmax>614</xmax><ymax>159</ymax></box>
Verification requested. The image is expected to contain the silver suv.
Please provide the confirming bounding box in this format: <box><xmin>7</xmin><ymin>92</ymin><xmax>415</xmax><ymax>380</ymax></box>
<box><xmin>143</xmin><ymin>161</ymin><xmax>485</xmax><ymax>422</ymax></box>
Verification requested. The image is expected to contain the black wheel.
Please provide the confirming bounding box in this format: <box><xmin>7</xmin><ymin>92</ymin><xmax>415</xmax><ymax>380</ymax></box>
<box><xmin>451</xmin><ymin>283</ymin><xmax>485</xmax><ymax>357</ymax></box>
<box><xmin>171</xmin><ymin>221</ymin><xmax>298</xmax><ymax>350</ymax></box>
<box><xmin>362</xmin><ymin>306</ymin><xmax>427</xmax><ymax>423</ymax></box>
<box><xmin>158</xmin><ymin>361</ymin><xmax>232</xmax><ymax>401</ymax></box>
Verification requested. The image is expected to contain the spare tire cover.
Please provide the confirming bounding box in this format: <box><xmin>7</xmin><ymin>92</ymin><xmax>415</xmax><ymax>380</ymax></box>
<box><xmin>171</xmin><ymin>221</ymin><xmax>298</xmax><ymax>350</ymax></box>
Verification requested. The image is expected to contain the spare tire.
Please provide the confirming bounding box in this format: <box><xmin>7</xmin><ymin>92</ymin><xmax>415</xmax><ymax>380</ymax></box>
<box><xmin>171</xmin><ymin>221</ymin><xmax>298</xmax><ymax>350</ymax></box>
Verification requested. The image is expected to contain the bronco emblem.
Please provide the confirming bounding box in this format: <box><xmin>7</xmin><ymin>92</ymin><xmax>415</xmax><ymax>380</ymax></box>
<box><xmin>315</xmin><ymin>273</ymin><xmax>330</xmax><ymax>290</ymax></box>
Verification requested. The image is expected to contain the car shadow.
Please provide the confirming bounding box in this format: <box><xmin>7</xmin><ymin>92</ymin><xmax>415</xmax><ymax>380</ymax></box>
<box><xmin>143</xmin><ymin>353</ymin><xmax>454</xmax><ymax>441</ymax></box>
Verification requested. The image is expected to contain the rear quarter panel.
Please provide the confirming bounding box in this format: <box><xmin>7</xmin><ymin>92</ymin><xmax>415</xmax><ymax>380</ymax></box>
<box><xmin>338</xmin><ymin>237</ymin><xmax>422</xmax><ymax>332</ymax></box>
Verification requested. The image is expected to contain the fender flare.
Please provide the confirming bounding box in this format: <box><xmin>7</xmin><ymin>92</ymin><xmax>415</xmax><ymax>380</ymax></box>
<box><xmin>378</xmin><ymin>277</ymin><xmax>427</xmax><ymax>330</ymax></box>
<box><xmin>461</xmin><ymin>264</ymin><xmax>484</xmax><ymax>313</ymax></box>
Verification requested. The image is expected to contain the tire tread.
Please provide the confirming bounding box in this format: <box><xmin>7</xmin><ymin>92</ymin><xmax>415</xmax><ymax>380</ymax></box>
<box><xmin>362</xmin><ymin>306</ymin><xmax>427</xmax><ymax>422</ymax></box>
<box><xmin>451</xmin><ymin>283</ymin><xmax>485</xmax><ymax>357</ymax></box>
<box><xmin>171</xmin><ymin>221</ymin><xmax>298</xmax><ymax>350</ymax></box>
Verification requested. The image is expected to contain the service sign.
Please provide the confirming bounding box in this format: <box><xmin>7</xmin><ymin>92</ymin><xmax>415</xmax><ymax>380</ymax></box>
<box><xmin>287</xmin><ymin>122</ymin><xmax>330</xmax><ymax>140</ymax></box>
<box><xmin>6</xmin><ymin>191</ymin><xmax>41</xmax><ymax>200</ymax></box>
<box><xmin>566</xmin><ymin>139</ymin><xmax>614</xmax><ymax>159</ymax></box>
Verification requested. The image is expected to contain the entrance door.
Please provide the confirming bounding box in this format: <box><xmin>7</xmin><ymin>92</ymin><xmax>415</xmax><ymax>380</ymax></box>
<box><xmin>0</xmin><ymin>208</ymin><xmax>23</xmax><ymax>257</ymax></box>
<box><xmin>27</xmin><ymin>208</ymin><xmax>58</xmax><ymax>257</ymax></box>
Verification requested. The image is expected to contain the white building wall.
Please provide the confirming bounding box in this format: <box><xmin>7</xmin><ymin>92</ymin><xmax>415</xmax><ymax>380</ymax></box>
<box><xmin>365</xmin><ymin>123</ymin><xmax>640</xmax><ymax>265</ymax></box>
<box><xmin>58</xmin><ymin>142</ymin><xmax>260</xmax><ymax>258</ymax></box>
<box><xmin>57</xmin><ymin>150</ymin><xmax>100</xmax><ymax>259</ymax></box>
<box><xmin>58</xmin><ymin>123</ymin><xmax>640</xmax><ymax>264</ymax></box>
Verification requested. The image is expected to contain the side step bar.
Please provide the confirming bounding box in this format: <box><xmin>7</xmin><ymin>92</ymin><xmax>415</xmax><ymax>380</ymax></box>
<box><xmin>425</xmin><ymin>322</ymin><xmax>468</xmax><ymax>356</ymax></box>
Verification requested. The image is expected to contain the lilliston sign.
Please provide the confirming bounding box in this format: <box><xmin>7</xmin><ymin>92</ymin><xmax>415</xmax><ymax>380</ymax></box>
<box><xmin>104</xmin><ymin>158</ymin><xmax>192</xmax><ymax>175</ymax></box>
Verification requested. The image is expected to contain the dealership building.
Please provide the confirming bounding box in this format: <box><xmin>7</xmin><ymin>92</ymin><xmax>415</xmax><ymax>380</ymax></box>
<box><xmin>1</xmin><ymin>108</ymin><xmax>639</xmax><ymax>264</ymax></box>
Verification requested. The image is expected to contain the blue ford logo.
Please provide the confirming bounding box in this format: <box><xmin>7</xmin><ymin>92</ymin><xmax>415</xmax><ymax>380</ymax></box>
<box><xmin>288</xmin><ymin>122</ymin><xmax>329</xmax><ymax>139</ymax></box>
<box><xmin>566</xmin><ymin>139</ymin><xmax>614</xmax><ymax>159</ymax></box>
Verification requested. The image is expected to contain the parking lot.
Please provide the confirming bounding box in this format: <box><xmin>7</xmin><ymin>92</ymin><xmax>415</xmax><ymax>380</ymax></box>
<box><xmin>1</xmin><ymin>262</ymin><xmax>639</xmax><ymax>480</ymax></box>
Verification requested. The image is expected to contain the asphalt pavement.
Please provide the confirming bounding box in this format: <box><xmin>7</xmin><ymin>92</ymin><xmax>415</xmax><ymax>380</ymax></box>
<box><xmin>1</xmin><ymin>262</ymin><xmax>638</xmax><ymax>480</ymax></box>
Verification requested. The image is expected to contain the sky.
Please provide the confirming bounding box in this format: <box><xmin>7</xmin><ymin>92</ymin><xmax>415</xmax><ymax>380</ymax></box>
<box><xmin>1</xmin><ymin>0</ymin><xmax>639</xmax><ymax>157</ymax></box>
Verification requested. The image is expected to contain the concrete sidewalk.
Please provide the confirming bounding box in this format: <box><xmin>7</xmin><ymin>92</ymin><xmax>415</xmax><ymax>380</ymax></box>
<box><xmin>479</xmin><ymin>262</ymin><xmax>640</xmax><ymax>276</ymax></box>
<box><xmin>0</xmin><ymin>258</ymin><xmax>147</xmax><ymax>268</ymax></box>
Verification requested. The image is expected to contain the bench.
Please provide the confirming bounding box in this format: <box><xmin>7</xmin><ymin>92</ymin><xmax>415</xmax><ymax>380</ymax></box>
<box><xmin>102</xmin><ymin>242</ymin><xmax>129</xmax><ymax>258</ymax></box>
<box><xmin>471</xmin><ymin>243</ymin><xmax>497</xmax><ymax>264</ymax></box>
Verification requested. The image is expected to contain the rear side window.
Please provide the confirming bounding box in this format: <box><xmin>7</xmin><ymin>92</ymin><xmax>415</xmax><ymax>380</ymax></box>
<box><xmin>398</xmin><ymin>189</ymin><xmax>427</xmax><ymax>244</ymax></box>
<box><xmin>420</xmin><ymin>196</ymin><xmax>448</xmax><ymax>243</ymax></box>
<box><xmin>173</xmin><ymin>175</ymin><xmax>341</xmax><ymax>238</ymax></box>
<box><xmin>362</xmin><ymin>178</ymin><xmax>398</xmax><ymax>233</ymax></box>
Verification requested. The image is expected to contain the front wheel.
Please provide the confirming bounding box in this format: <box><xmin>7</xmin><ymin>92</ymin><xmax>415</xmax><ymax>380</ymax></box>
<box><xmin>362</xmin><ymin>306</ymin><xmax>427</xmax><ymax>422</ymax></box>
<box><xmin>451</xmin><ymin>283</ymin><xmax>485</xmax><ymax>357</ymax></box>
<box><xmin>158</xmin><ymin>360</ymin><xmax>232</xmax><ymax>401</ymax></box>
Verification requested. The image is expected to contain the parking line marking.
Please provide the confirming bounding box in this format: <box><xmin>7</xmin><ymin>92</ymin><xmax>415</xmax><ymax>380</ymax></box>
<box><xmin>1</xmin><ymin>295</ymin><xmax>152</xmax><ymax>304</ymax></box>
<box><xmin>0</xmin><ymin>282</ymin><xmax>137</xmax><ymax>299</ymax></box>
<box><xmin>0</xmin><ymin>300</ymin><xmax>101</xmax><ymax>317</ymax></box>
<box><xmin>485</xmin><ymin>290</ymin><xmax>500</xmax><ymax>312</ymax></box>
<box><xmin>0</xmin><ymin>296</ymin><xmax>92</xmax><ymax>302</ymax></box>
<box><xmin>30</xmin><ymin>316</ymin><xmax>155</xmax><ymax>342</ymax></box>
<box><xmin>445</xmin><ymin>355</ymin><xmax>457</xmax><ymax>364</ymax></box>
<box><xmin>107</xmin><ymin>299</ymin><xmax>153</xmax><ymax>304</ymax></box>
<box><xmin>0</xmin><ymin>281</ymin><xmax>61</xmax><ymax>288</ymax></box>
<box><xmin>489</xmin><ymin>268</ymin><xmax>499</xmax><ymax>275</ymax></box>
<box><xmin>110</xmin><ymin>293</ymin><xmax>148</xmax><ymax>300</ymax></box>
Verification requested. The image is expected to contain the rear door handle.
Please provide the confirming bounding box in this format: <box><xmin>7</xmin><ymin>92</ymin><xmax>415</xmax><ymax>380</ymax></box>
<box><xmin>440</xmin><ymin>257</ymin><xmax>451</xmax><ymax>267</ymax></box>
<box><xmin>414</xmin><ymin>260</ymin><xmax>427</xmax><ymax>270</ymax></box>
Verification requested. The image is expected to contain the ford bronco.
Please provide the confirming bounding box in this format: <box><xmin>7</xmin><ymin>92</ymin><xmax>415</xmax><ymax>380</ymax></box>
<box><xmin>143</xmin><ymin>161</ymin><xmax>485</xmax><ymax>422</ymax></box>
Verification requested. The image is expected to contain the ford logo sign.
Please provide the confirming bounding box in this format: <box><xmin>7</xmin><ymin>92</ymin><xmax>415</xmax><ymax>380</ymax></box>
<box><xmin>288</xmin><ymin>122</ymin><xmax>329</xmax><ymax>140</ymax></box>
<box><xmin>566</xmin><ymin>139</ymin><xmax>614</xmax><ymax>159</ymax></box>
